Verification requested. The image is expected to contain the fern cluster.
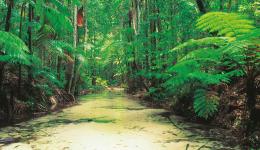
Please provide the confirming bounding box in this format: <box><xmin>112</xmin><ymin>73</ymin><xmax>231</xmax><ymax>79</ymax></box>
<box><xmin>165</xmin><ymin>12</ymin><xmax>259</xmax><ymax>119</ymax></box>
<box><xmin>0</xmin><ymin>31</ymin><xmax>30</xmax><ymax>65</ymax></box>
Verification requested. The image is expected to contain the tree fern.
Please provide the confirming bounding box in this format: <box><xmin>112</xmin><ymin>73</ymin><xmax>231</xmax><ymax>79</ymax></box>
<box><xmin>48</xmin><ymin>0</ymin><xmax>70</xmax><ymax>16</ymax></box>
<box><xmin>50</xmin><ymin>40</ymin><xmax>75</xmax><ymax>54</ymax></box>
<box><xmin>194</xmin><ymin>89</ymin><xmax>219</xmax><ymax>119</ymax></box>
<box><xmin>35</xmin><ymin>0</ymin><xmax>73</xmax><ymax>35</ymax></box>
<box><xmin>33</xmin><ymin>67</ymin><xmax>63</xmax><ymax>88</ymax></box>
<box><xmin>196</xmin><ymin>12</ymin><xmax>255</xmax><ymax>37</ymax></box>
<box><xmin>165</xmin><ymin>12</ymin><xmax>256</xmax><ymax>119</ymax></box>
<box><xmin>170</xmin><ymin>37</ymin><xmax>229</xmax><ymax>61</ymax></box>
<box><xmin>0</xmin><ymin>31</ymin><xmax>30</xmax><ymax>65</ymax></box>
<box><xmin>45</xmin><ymin>5</ymin><xmax>73</xmax><ymax>34</ymax></box>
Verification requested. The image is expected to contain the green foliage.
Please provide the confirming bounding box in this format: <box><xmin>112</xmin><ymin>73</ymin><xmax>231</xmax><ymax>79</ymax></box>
<box><xmin>0</xmin><ymin>31</ymin><xmax>30</xmax><ymax>65</ymax></box>
<box><xmin>35</xmin><ymin>0</ymin><xmax>73</xmax><ymax>35</ymax></box>
<box><xmin>44</xmin><ymin>5</ymin><xmax>73</xmax><ymax>35</ymax></box>
<box><xmin>33</xmin><ymin>68</ymin><xmax>63</xmax><ymax>88</ymax></box>
<box><xmin>0</xmin><ymin>0</ymin><xmax>258</xmax><ymax>125</ymax></box>
<box><xmin>50</xmin><ymin>40</ymin><xmax>75</xmax><ymax>56</ymax></box>
<box><xmin>164</xmin><ymin>12</ymin><xmax>257</xmax><ymax>119</ymax></box>
<box><xmin>194</xmin><ymin>89</ymin><xmax>219</xmax><ymax>119</ymax></box>
<box><xmin>197</xmin><ymin>12</ymin><xmax>255</xmax><ymax>37</ymax></box>
<box><xmin>170</xmin><ymin>37</ymin><xmax>229</xmax><ymax>61</ymax></box>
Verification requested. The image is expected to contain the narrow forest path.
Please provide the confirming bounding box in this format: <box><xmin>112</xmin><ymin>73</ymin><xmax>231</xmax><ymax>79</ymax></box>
<box><xmin>0</xmin><ymin>89</ymin><xmax>237</xmax><ymax>150</ymax></box>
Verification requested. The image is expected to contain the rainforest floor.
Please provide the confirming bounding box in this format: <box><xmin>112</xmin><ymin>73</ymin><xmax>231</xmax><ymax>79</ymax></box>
<box><xmin>0</xmin><ymin>89</ymin><xmax>240</xmax><ymax>150</ymax></box>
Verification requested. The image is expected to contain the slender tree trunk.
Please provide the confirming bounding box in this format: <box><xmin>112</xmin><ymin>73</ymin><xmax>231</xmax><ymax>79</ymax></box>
<box><xmin>65</xmin><ymin>5</ymin><xmax>77</xmax><ymax>94</ymax></box>
<box><xmin>246</xmin><ymin>68</ymin><xmax>257</xmax><ymax>136</ymax></box>
<box><xmin>150</xmin><ymin>0</ymin><xmax>157</xmax><ymax>68</ymax></box>
<box><xmin>3</xmin><ymin>0</ymin><xmax>14</xmax><ymax>123</ymax></box>
<box><xmin>56</xmin><ymin>57</ymin><xmax>61</xmax><ymax>80</ymax></box>
<box><xmin>227</xmin><ymin>0</ymin><xmax>232</xmax><ymax>12</ymax></box>
<box><xmin>149</xmin><ymin>0</ymin><xmax>158</xmax><ymax>88</ymax></box>
<box><xmin>5</xmin><ymin>0</ymin><xmax>13</xmax><ymax>31</ymax></box>
<box><xmin>219</xmin><ymin>0</ymin><xmax>224</xmax><ymax>11</ymax></box>
<box><xmin>73</xmin><ymin>1</ymin><xmax>89</xmax><ymax>95</ymax></box>
<box><xmin>27</xmin><ymin>2</ymin><xmax>34</xmax><ymax>85</ymax></box>
<box><xmin>195</xmin><ymin>0</ymin><xmax>207</xmax><ymax>14</ymax></box>
<box><xmin>71</xmin><ymin>57</ymin><xmax>79</xmax><ymax>95</ymax></box>
<box><xmin>143</xmin><ymin>0</ymin><xmax>150</xmax><ymax>71</ymax></box>
<box><xmin>91</xmin><ymin>31</ymin><xmax>97</xmax><ymax>86</ymax></box>
<box><xmin>18</xmin><ymin>3</ymin><xmax>26</xmax><ymax>98</ymax></box>
<box><xmin>84</xmin><ymin>0</ymin><xmax>88</xmax><ymax>51</ymax></box>
<box><xmin>0</xmin><ymin>0</ymin><xmax>13</xmax><ymax>91</ymax></box>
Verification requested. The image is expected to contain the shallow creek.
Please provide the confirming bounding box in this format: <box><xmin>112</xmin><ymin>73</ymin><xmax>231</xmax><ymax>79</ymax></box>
<box><xmin>0</xmin><ymin>90</ymin><xmax>239</xmax><ymax>150</ymax></box>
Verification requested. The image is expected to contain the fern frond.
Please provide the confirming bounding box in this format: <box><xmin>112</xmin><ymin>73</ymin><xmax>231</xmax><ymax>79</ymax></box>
<box><xmin>197</xmin><ymin>12</ymin><xmax>255</xmax><ymax>37</ymax></box>
<box><xmin>170</xmin><ymin>37</ymin><xmax>229</xmax><ymax>61</ymax></box>
<box><xmin>34</xmin><ymin>67</ymin><xmax>63</xmax><ymax>88</ymax></box>
<box><xmin>44</xmin><ymin>5</ymin><xmax>73</xmax><ymax>35</ymax></box>
<box><xmin>48</xmin><ymin>0</ymin><xmax>70</xmax><ymax>16</ymax></box>
<box><xmin>0</xmin><ymin>31</ymin><xmax>30</xmax><ymax>65</ymax></box>
<box><xmin>51</xmin><ymin>40</ymin><xmax>74</xmax><ymax>53</ymax></box>
<box><xmin>194</xmin><ymin>89</ymin><xmax>219</xmax><ymax>119</ymax></box>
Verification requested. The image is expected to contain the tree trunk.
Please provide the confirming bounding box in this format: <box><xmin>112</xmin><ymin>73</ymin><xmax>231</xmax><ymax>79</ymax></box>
<box><xmin>72</xmin><ymin>1</ymin><xmax>88</xmax><ymax>95</ymax></box>
<box><xmin>84</xmin><ymin>0</ymin><xmax>88</xmax><ymax>51</ymax></box>
<box><xmin>195</xmin><ymin>0</ymin><xmax>207</xmax><ymax>14</ymax></box>
<box><xmin>246</xmin><ymin>69</ymin><xmax>257</xmax><ymax>136</ymax></box>
<box><xmin>2</xmin><ymin>0</ymin><xmax>14</xmax><ymax>123</ymax></box>
<box><xmin>143</xmin><ymin>0</ymin><xmax>150</xmax><ymax>71</ymax></box>
<box><xmin>0</xmin><ymin>0</ymin><xmax>13</xmax><ymax>91</ymax></box>
<box><xmin>65</xmin><ymin>5</ymin><xmax>77</xmax><ymax>94</ymax></box>
<box><xmin>227</xmin><ymin>0</ymin><xmax>232</xmax><ymax>12</ymax></box>
<box><xmin>18</xmin><ymin>3</ymin><xmax>26</xmax><ymax>98</ymax></box>
<box><xmin>219</xmin><ymin>0</ymin><xmax>224</xmax><ymax>11</ymax></box>
<box><xmin>5</xmin><ymin>0</ymin><xmax>13</xmax><ymax>31</ymax></box>
<box><xmin>27</xmin><ymin>2</ymin><xmax>34</xmax><ymax>85</ymax></box>
<box><xmin>149</xmin><ymin>0</ymin><xmax>158</xmax><ymax>88</ymax></box>
<box><xmin>56</xmin><ymin>56</ymin><xmax>61</xmax><ymax>80</ymax></box>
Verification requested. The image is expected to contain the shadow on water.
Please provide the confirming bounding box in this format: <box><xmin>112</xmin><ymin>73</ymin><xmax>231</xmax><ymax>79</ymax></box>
<box><xmin>0</xmin><ymin>91</ymin><xmax>122</xmax><ymax>146</ymax></box>
<box><xmin>0</xmin><ymin>117</ymin><xmax>115</xmax><ymax>146</ymax></box>
<box><xmin>152</xmin><ymin>112</ymin><xmax>238</xmax><ymax>149</ymax></box>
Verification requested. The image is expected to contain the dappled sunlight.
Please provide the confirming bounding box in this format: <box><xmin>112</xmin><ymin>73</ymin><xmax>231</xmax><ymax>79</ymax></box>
<box><xmin>0</xmin><ymin>91</ymin><xmax>234</xmax><ymax>150</ymax></box>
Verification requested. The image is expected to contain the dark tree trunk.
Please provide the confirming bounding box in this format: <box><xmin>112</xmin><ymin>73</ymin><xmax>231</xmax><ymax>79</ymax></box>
<box><xmin>149</xmin><ymin>0</ymin><xmax>158</xmax><ymax>88</ymax></box>
<box><xmin>7</xmin><ymin>89</ymin><xmax>15</xmax><ymax>123</ymax></box>
<box><xmin>18</xmin><ymin>3</ymin><xmax>26</xmax><ymax>98</ymax></box>
<box><xmin>1</xmin><ymin>0</ymin><xmax>14</xmax><ymax>123</ymax></box>
<box><xmin>27</xmin><ymin>3</ymin><xmax>34</xmax><ymax>84</ymax></box>
<box><xmin>71</xmin><ymin>58</ymin><xmax>79</xmax><ymax>95</ymax></box>
<box><xmin>5</xmin><ymin>0</ymin><xmax>13</xmax><ymax>31</ymax></box>
<box><xmin>144</xmin><ymin>0</ymin><xmax>149</xmax><ymax>71</ymax></box>
<box><xmin>219</xmin><ymin>0</ymin><xmax>224</xmax><ymax>11</ymax></box>
<box><xmin>246</xmin><ymin>69</ymin><xmax>257</xmax><ymax>136</ymax></box>
<box><xmin>227</xmin><ymin>0</ymin><xmax>232</xmax><ymax>12</ymax></box>
<box><xmin>57</xmin><ymin>57</ymin><xmax>62</xmax><ymax>80</ymax></box>
<box><xmin>195</xmin><ymin>0</ymin><xmax>207</xmax><ymax>14</ymax></box>
<box><xmin>0</xmin><ymin>0</ymin><xmax>13</xmax><ymax>91</ymax></box>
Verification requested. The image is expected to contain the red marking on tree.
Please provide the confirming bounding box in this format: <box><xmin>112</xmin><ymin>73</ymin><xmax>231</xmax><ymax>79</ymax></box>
<box><xmin>77</xmin><ymin>7</ymin><xmax>84</xmax><ymax>27</ymax></box>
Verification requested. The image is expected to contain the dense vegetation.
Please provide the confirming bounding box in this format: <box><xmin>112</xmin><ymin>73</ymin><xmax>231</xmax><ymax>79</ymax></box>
<box><xmin>0</xmin><ymin>0</ymin><xmax>259</xmax><ymax>148</ymax></box>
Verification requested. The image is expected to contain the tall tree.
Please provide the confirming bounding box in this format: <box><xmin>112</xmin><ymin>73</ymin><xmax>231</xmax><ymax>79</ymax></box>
<box><xmin>196</xmin><ymin>0</ymin><xmax>207</xmax><ymax>13</ymax></box>
<box><xmin>65</xmin><ymin>5</ymin><xmax>78</xmax><ymax>94</ymax></box>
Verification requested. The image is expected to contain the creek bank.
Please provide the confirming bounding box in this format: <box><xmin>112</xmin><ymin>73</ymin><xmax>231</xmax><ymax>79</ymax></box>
<box><xmin>128</xmin><ymin>91</ymin><xmax>250</xmax><ymax>147</ymax></box>
<box><xmin>0</xmin><ymin>89</ymin><xmax>76</xmax><ymax>128</ymax></box>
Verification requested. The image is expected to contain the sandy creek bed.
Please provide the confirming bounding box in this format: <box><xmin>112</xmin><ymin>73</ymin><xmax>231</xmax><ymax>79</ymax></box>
<box><xmin>0</xmin><ymin>91</ymin><xmax>239</xmax><ymax>150</ymax></box>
